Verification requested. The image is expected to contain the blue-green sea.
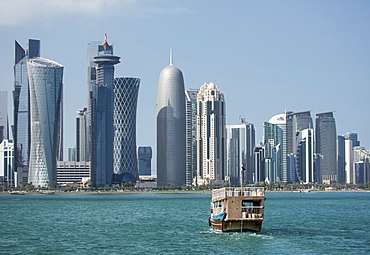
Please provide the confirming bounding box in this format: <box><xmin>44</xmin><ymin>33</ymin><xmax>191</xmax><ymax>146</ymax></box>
<box><xmin>0</xmin><ymin>191</ymin><xmax>369</xmax><ymax>254</ymax></box>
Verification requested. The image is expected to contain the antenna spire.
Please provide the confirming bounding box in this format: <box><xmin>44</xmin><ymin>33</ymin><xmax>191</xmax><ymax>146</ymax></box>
<box><xmin>170</xmin><ymin>47</ymin><xmax>173</xmax><ymax>65</ymax></box>
<box><xmin>104</xmin><ymin>33</ymin><xmax>108</xmax><ymax>43</ymax></box>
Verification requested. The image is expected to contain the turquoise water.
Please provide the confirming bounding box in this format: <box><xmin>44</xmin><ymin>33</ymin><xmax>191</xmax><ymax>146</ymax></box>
<box><xmin>0</xmin><ymin>192</ymin><xmax>369</xmax><ymax>254</ymax></box>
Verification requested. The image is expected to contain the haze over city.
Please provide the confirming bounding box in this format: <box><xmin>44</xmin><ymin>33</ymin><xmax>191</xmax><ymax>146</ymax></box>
<box><xmin>1</xmin><ymin>0</ymin><xmax>369</xmax><ymax>164</ymax></box>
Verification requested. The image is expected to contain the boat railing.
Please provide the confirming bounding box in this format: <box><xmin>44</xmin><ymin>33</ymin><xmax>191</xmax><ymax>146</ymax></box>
<box><xmin>212</xmin><ymin>187</ymin><xmax>265</xmax><ymax>201</ymax></box>
<box><xmin>241</xmin><ymin>206</ymin><xmax>264</xmax><ymax>219</ymax></box>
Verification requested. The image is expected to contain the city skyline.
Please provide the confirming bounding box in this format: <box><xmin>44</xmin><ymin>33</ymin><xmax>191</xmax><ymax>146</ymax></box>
<box><xmin>1</xmin><ymin>1</ymin><xmax>370</xmax><ymax>167</ymax></box>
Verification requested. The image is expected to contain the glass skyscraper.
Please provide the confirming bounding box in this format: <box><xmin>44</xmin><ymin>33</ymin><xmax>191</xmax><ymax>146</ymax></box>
<box><xmin>27</xmin><ymin>57</ymin><xmax>64</xmax><ymax>188</ymax></box>
<box><xmin>137</xmin><ymin>146</ymin><xmax>152</xmax><ymax>176</ymax></box>
<box><xmin>113</xmin><ymin>77</ymin><xmax>140</xmax><ymax>183</ymax></box>
<box><xmin>13</xmin><ymin>39</ymin><xmax>40</xmax><ymax>185</ymax></box>
<box><xmin>315</xmin><ymin>112</ymin><xmax>337</xmax><ymax>183</ymax></box>
<box><xmin>0</xmin><ymin>91</ymin><xmax>8</xmax><ymax>144</ymax></box>
<box><xmin>90</xmin><ymin>36</ymin><xmax>120</xmax><ymax>187</ymax></box>
<box><xmin>156</xmin><ymin>51</ymin><xmax>186</xmax><ymax>187</ymax></box>
<box><xmin>76</xmin><ymin>108</ymin><xmax>88</xmax><ymax>162</ymax></box>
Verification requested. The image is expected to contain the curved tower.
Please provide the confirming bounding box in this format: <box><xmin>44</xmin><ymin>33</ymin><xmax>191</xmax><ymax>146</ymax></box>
<box><xmin>156</xmin><ymin>50</ymin><xmax>186</xmax><ymax>187</ymax></box>
<box><xmin>113</xmin><ymin>77</ymin><xmax>140</xmax><ymax>183</ymax></box>
<box><xmin>28</xmin><ymin>57</ymin><xmax>63</xmax><ymax>188</ymax></box>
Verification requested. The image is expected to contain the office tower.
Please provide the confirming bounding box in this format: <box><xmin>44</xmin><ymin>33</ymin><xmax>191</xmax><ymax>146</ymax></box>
<box><xmin>156</xmin><ymin>50</ymin><xmax>186</xmax><ymax>187</ymax></box>
<box><xmin>13</xmin><ymin>39</ymin><xmax>39</xmax><ymax>185</ymax></box>
<box><xmin>286</xmin><ymin>111</ymin><xmax>313</xmax><ymax>155</ymax></box>
<box><xmin>337</xmin><ymin>135</ymin><xmax>346</xmax><ymax>183</ymax></box>
<box><xmin>0</xmin><ymin>91</ymin><xmax>8</xmax><ymax>144</ymax></box>
<box><xmin>295</xmin><ymin>129</ymin><xmax>314</xmax><ymax>183</ymax></box>
<box><xmin>0</xmin><ymin>140</ymin><xmax>14</xmax><ymax>186</ymax></box>
<box><xmin>195</xmin><ymin>82</ymin><xmax>226</xmax><ymax>186</ymax></box>
<box><xmin>137</xmin><ymin>146</ymin><xmax>152</xmax><ymax>176</ymax></box>
<box><xmin>76</xmin><ymin>108</ymin><xmax>88</xmax><ymax>162</ymax></box>
<box><xmin>90</xmin><ymin>35</ymin><xmax>120</xmax><ymax>187</ymax></box>
<box><xmin>263</xmin><ymin>113</ymin><xmax>287</xmax><ymax>183</ymax></box>
<box><xmin>254</xmin><ymin>146</ymin><xmax>265</xmax><ymax>183</ymax></box>
<box><xmin>226</xmin><ymin>117</ymin><xmax>255</xmax><ymax>185</ymax></box>
<box><xmin>353</xmin><ymin>147</ymin><xmax>370</xmax><ymax>184</ymax></box>
<box><xmin>28</xmin><ymin>56</ymin><xmax>63</xmax><ymax>188</ymax></box>
<box><xmin>68</xmin><ymin>146</ymin><xmax>76</xmax><ymax>162</ymax></box>
<box><xmin>86</xmin><ymin>41</ymin><xmax>101</xmax><ymax>162</ymax></box>
<box><xmin>185</xmin><ymin>89</ymin><xmax>199</xmax><ymax>185</ymax></box>
<box><xmin>316</xmin><ymin>112</ymin><xmax>337</xmax><ymax>183</ymax></box>
<box><xmin>113</xmin><ymin>77</ymin><xmax>140</xmax><ymax>183</ymax></box>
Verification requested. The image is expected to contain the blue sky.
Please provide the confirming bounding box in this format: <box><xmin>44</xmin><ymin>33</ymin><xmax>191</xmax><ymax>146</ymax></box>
<box><xmin>1</xmin><ymin>0</ymin><xmax>369</xmax><ymax>163</ymax></box>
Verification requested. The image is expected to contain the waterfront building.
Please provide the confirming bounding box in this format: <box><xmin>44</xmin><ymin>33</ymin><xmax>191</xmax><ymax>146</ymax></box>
<box><xmin>76</xmin><ymin>108</ymin><xmax>88</xmax><ymax>162</ymax></box>
<box><xmin>195</xmin><ymin>82</ymin><xmax>226</xmax><ymax>186</ymax></box>
<box><xmin>156</xmin><ymin>50</ymin><xmax>186</xmax><ymax>187</ymax></box>
<box><xmin>226</xmin><ymin>117</ymin><xmax>255</xmax><ymax>185</ymax></box>
<box><xmin>0</xmin><ymin>139</ymin><xmax>14</xmax><ymax>187</ymax></box>
<box><xmin>295</xmin><ymin>128</ymin><xmax>314</xmax><ymax>183</ymax></box>
<box><xmin>13</xmin><ymin>39</ymin><xmax>40</xmax><ymax>185</ymax></box>
<box><xmin>137</xmin><ymin>146</ymin><xmax>152</xmax><ymax>176</ymax></box>
<box><xmin>286</xmin><ymin>111</ymin><xmax>313</xmax><ymax>155</ymax></box>
<box><xmin>315</xmin><ymin>112</ymin><xmax>337</xmax><ymax>183</ymax></box>
<box><xmin>90</xmin><ymin>35</ymin><xmax>120</xmax><ymax>187</ymax></box>
<box><xmin>185</xmin><ymin>89</ymin><xmax>199</xmax><ymax>185</ymax></box>
<box><xmin>337</xmin><ymin>135</ymin><xmax>346</xmax><ymax>183</ymax></box>
<box><xmin>263</xmin><ymin>113</ymin><xmax>287</xmax><ymax>183</ymax></box>
<box><xmin>68</xmin><ymin>146</ymin><xmax>76</xmax><ymax>162</ymax></box>
<box><xmin>57</xmin><ymin>161</ymin><xmax>90</xmax><ymax>184</ymax></box>
<box><xmin>0</xmin><ymin>91</ymin><xmax>9</xmax><ymax>144</ymax></box>
<box><xmin>353</xmin><ymin>147</ymin><xmax>370</xmax><ymax>184</ymax></box>
<box><xmin>28</xmin><ymin>56</ymin><xmax>64</xmax><ymax>188</ymax></box>
<box><xmin>254</xmin><ymin>146</ymin><xmax>265</xmax><ymax>183</ymax></box>
<box><xmin>113</xmin><ymin>77</ymin><xmax>140</xmax><ymax>183</ymax></box>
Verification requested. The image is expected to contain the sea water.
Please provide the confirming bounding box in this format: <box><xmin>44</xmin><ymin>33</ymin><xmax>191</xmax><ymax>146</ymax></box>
<box><xmin>0</xmin><ymin>192</ymin><xmax>369</xmax><ymax>254</ymax></box>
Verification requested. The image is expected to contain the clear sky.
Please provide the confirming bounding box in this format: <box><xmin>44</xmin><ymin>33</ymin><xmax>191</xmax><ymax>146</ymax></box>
<box><xmin>1</xmin><ymin>0</ymin><xmax>369</xmax><ymax>165</ymax></box>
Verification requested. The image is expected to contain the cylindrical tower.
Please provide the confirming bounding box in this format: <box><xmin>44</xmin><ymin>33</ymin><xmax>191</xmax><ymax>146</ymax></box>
<box><xmin>156</xmin><ymin>51</ymin><xmax>186</xmax><ymax>187</ymax></box>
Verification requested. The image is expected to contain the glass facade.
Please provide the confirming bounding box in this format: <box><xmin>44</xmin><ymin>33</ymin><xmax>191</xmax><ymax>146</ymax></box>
<box><xmin>0</xmin><ymin>91</ymin><xmax>8</xmax><ymax>144</ymax></box>
<box><xmin>315</xmin><ymin>112</ymin><xmax>337</xmax><ymax>183</ymax></box>
<box><xmin>76</xmin><ymin>108</ymin><xmax>88</xmax><ymax>162</ymax></box>
<box><xmin>27</xmin><ymin>57</ymin><xmax>63</xmax><ymax>188</ymax></box>
<box><xmin>137</xmin><ymin>146</ymin><xmax>152</xmax><ymax>176</ymax></box>
<box><xmin>113</xmin><ymin>77</ymin><xmax>140</xmax><ymax>183</ymax></box>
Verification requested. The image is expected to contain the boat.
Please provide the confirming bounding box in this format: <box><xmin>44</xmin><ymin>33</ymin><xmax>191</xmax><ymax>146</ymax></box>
<box><xmin>209</xmin><ymin>187</ymin><xmax>266</xmax><ymax>232</ymax></box>
<box><xmin>10</xmin><ymin>191</ymin><xmax>26</xmax><ymax>195</ymax></box>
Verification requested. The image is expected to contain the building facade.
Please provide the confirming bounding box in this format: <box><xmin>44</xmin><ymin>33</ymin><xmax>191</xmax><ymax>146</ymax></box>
<box><xmin>76</xmin><ymin>108</ymin><xmax>88</xmax><ymax>162</ymax></box>
<box><xmin>226</xmin><ymin>118</ymin><xmax>255</xmax><ymax>185</ymax></box>
<box><xmin>295</xmin><ymin>128</ymin><xmax>314</xmax><ymax>183</ymax></box>
<box><xmin>185</xmin><ymin>89</ymin><xmax>199</xmax><ymax>185</ymax></box>
<box><xmin>156</xmin><ymin>51</ymin><xmax>186</xmax><ymax>187</ymax></box>
<box><xmin>90</xmin><ymin>36</ymin><xmax>120</xmax><ymax>187</ymax></box>
<box><xmin>0</xmin><ymin>139</ymin><xmax>14</xmax><ymax>187</ymax></box>
<box><xmin>315</xmin><ymin>112</ymin><xmax>337</xmax><ymax>183</ymax></box>
<box><xmin>113</xmin><ymin>77</ymin><xmax>140</xmax><ymax>183</ymax></box>
<box><xmin>137</xmin><ymin>146</ymin><xmax>152</xmax><ymax>176</ymax></box>
<box><xmin>27</xmin><ymin>57</ymin><xmax>64</xmax><ymax>188</ymax></box>
<box><xmin>195</xmin><ymin>82</ymin><xmax>226</xmax><ymax>186</ymax></box>
<box><xmin>0</xmin><ymin>91</ymin><xmax>8</xmax><ymax>144</ymax></box>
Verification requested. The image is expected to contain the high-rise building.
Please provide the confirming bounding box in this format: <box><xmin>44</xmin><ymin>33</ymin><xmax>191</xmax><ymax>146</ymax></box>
<box><xmin>0</xmin><ymin>139</ymin><xmax>14</xmax><ymax>186</ymax></box>
<box><xmin>137</xmin><ymin>146</ymin><xmax>152</xmax><ymax>176</ymax></box>
<box><xmin>27</xmin><ymin>57</ymin><xmax>64</xmax><ymax>188</ymax></box>
<box><xmin>316</xmin><ymin>112</ymin><xmax>337</xmax><ymax>183</ymax></box>
<box><xmin>286</xmin><ymin>111</ymin><xmax>313</xmax><ymax>155</ymax></box>
<box><xmin>13</xmin><ymin>39</ymin><xmax>39</xmax><ymax>185</ymax></box>
<box><xmin>195</xmin><ymin>82</ymin><xmax>226</xmax><ymax>185</ymax></box>
<box><xmin>90</xmin><ymin>35</ymin><xmax>120</xmax><ymax>187</ymax></box>
<box><xmin>337</xmin><ymin>135</ymin><xmax>346</xmax><ymax>183</ymax></box>
<box><xmin>68</xmin><ymin>146</ymin><xmax>76</xmax><ymax>162</ymax></box>
<box><xmin>0</xmin><ymin>91</ymin><xmax>8</xmax><ymax>144</ymax></box>
<box><xmin>156</xmin><ymin>50</ymin><xmax>186</xmax><ymax>187</ymax></box>
<box><xmin>76</xmin><ymin>108</ymin><xmax>88</xmax><ymax>162</ymax></box>
<box><xmin>113</xmin><ymin>77</ymin><xmax>140</xmax><ymax>183</ymax></box>
<box><xmin>185</xmin><ymin>89</ymin><xmax>199</xmax><ymax>185</ymax></box>
<box><xmin>295</xmin><ymin>128</ymin><xmax>314</xmax><ymax>183</ymax></box>
<box><xmin>254</xmin><ymin>146</ymin><xmax>265</xmax><ymax>183</ymax></box>
<box><xmin>226</xmin><ymin>117</ymin><xmax>255</xmax><ymax>185</ymax></box>
<box><xmin>263</xmin><ymin>113</ymin><xmax>287</xmax><ymax>183</ymax></box>
<box><xmin>338</xmin><ymin>133</ymin><xmax>360</xmax><ymax>184</ymax></box>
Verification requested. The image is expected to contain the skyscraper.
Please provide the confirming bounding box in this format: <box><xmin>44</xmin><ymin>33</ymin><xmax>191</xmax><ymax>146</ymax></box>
<box><xmin>113</xmin><ymin>77</ymin><xmax>140</xmax><ymax>183</ymax></box>
<box><xmin>0</xmin><ymin>139</ymin><xmax>14</xmax><ymax>187</ymax></box>
<box><xmin>13</xmin><ymin>39</ymin><xmax>39</xmax><ymax>185</ymax></box>
<box><xmin>226</xmin><ymin>118</ymin><xmax>255</xmax><ymax>185</ymax></box>
<box><xmin>0</xmin><ymin>91</ymin><xmax>8</xmax><ymax>144</ymax></box>
<box><xmin>185</xmin><ymin>89</ymin><xmax>199</xmax><ymax>185</ymax></box>
<box><xmin>263</xmin><ymin>113</ymin><xmax>287</xmax><ymax>183</ymax></box>
<box><xmin>196</xmin><ymin>82</ymin><xmax>226</xmax><ymax>186</ymax></box>
<box><xmin>90</xmin><ymin>35</ymin><xmax>120</xmax><ymax>187</ymax></box>
<box><xmin>156</xmin><ymin>50</ymin><xmax>186</xmax><ymax>187</ymax></box>
<box><xmin>27</xmin><ymin>57</ymin><xmax>64</xmax><ymax>188</ymax></box>
<box><xmin>76</xmin><ymin>108</ymin><xmax>88</xmax><ymax>162</ymax></box>
<box><xmin>316</xmin><ymin>112</ymin><xmax>337</xmax><ymax>183</ymax></box>
<box><xmin>295</xmin><ymin>128</ymin><xmax>314</xmax><ymax>183</ymax></box>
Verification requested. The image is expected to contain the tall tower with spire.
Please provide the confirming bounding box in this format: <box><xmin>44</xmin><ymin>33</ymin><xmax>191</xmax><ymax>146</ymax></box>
<box><xmin>90</xmin><ymin>34</ymin><xmax>120</xmax><ymax>187</ymax></box>
<box><xmin>156</xmin><ymin>49</ymin><xmax>186</xmax><ymax>187</ymax></box>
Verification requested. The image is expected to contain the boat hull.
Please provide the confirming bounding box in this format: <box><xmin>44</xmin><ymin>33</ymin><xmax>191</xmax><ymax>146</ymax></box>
<box><xmin>211</xmin><ymin>218</ymin><xmax>263</xmax><ymax>232</ymax></box>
